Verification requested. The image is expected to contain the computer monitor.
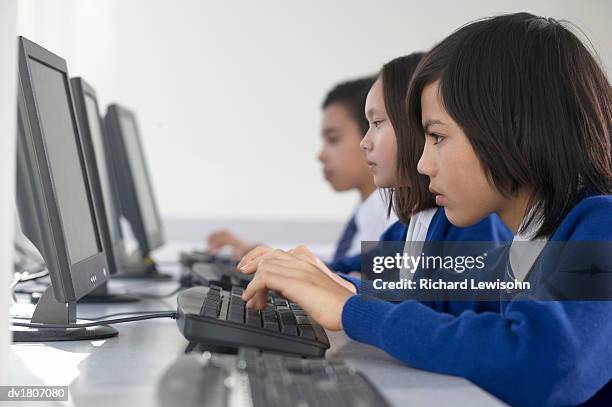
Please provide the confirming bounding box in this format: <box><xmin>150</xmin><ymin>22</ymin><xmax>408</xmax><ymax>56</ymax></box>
<box><xmin>69</xmin><ymin>78</ymin><xmax>122</xmax><ymax>275</ymax></box>
<box><xmin>13</xmin><ymin>36</ymin><xmax>117</xmax><ymax>340</ymax></box>
<box><xmin>104</xmin><ymin>104</ymin><xmax>169</xmax><ymax>278</ymax></box>
<box><xmin>70</xmin><ymin>77</ymin><xmax>141</xmax><ymax>300</ymax></box>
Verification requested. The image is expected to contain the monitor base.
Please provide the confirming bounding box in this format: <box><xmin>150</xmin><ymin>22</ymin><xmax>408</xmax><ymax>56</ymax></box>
<box><xmin>78</xmin><ymin>282</ymin><xmax>141</xmax><ymax>303</ymax></box>
<box><xmin>114</xmin><ymin>269</ymin><xmax>173</xmax><ymax>280</ymax></box>
<box><xmin>78</xmin><ymin>293</ymin><xmax>141</xmax><ymax>303</ymax></box>
<box><xmin>10</xmin><ymin>286</ymin><xmax>119</xmax><ymax>342</ymax></box>
<box><xmin>11</xmin><ymin>323</ymin><xmax>118</xmax><ymax>342</ymax></box>
<box><xmin>115</xmin><ymin>257</ymin><xmax>173</xmax><ymax>280</ymax></box>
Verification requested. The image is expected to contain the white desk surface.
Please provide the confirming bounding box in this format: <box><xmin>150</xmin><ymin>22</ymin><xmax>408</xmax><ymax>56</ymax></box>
<box><xmin>7</xmin><ymin>244</ymin><xmax>505</xmax><ymax>407</ymax></box>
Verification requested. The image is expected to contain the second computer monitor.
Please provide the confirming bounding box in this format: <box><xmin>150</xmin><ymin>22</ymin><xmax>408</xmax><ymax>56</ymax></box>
<box><xmin>104</xmin><ymin>104</ymin><xmax>164</xmax><ymax>257</ymax></box>
<box><xmin>71</xmin><ymin>77</ymin><xmax>127</xmax><ymax>275</ymax></box>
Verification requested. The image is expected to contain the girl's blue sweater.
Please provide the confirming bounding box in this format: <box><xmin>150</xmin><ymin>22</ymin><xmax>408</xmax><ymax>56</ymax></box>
<box><xmin>341</xmin><ymin>196</ymin><xmax>612</xmax><ymax>406</ymax></box>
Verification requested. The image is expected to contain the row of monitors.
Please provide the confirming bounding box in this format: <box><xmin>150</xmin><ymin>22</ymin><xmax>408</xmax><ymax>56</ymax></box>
<box><xmin>16</xmin><ymin>36</ymin><xmax>164</xmax><ymax>303</ymax></box>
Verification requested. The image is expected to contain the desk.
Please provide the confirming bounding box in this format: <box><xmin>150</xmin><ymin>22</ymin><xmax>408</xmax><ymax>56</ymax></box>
<box><xmin>8</xmin><ymin>244</ymin><xmax>505</xmax><ymax>407</ymax></box>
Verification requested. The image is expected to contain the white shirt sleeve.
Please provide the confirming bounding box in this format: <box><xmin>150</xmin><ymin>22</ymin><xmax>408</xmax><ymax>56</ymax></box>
<box><xmin>400</xmin><ymin>208</ymin><xmax>437</xmax><ymax>280</ymax></box>
<box><xmin>345</xmin><ymin>190</ymin><xmax>398</xmax><ymax>257</ymax></box>
<box><xmin>405</xmin><ymin>208</ymin><xmax>437</xmax><ymax>242</ymax></box>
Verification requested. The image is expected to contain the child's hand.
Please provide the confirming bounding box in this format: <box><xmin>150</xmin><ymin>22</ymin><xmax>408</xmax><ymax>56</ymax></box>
<box><xmin>206</xmin><ymin>229</ymin><xmax>253</xmax><ymax>258</ymax></box>
<box><xmin>236</xmin><ymin>245</ymin><xmax>274</xmax><ymax>272</ymax></box>
<box><xmin>241</xmin><ymin>249</ymin><xmax>355</xmax><ymax>331</ymax></box>
<box><xmin>288</xmin><ymin>245</ymin><xmax>357</xmax><ymax>294</ymax></box>
<box><xmin>239</xmin><ymin>245</ymin><xmax>357</xmax><ymax>295</ymax></box>
<box><xmin>237</xmin><ymin>247</ymin><xmax>290</xmax><ymax>305</ymax></box>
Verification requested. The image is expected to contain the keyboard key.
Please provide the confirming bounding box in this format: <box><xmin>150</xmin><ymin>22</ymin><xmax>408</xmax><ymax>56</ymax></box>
<box><xmin>246</xmin><ymin>309</ymin><xmax>261</xmax><ymax>328</ymax></box>
<box><xmin>274</xmin><ymin>299</ymin><xmax>289</xmax><ymax>308</ymax></box>
<box><xmin>228</xmin><ymin>296</ymin><xmax>245</xmax><ymax>323</ymax></box>
<box><xmin>281</xmin><ymin>325</ymin><xmax>298</xmax><ymax>336</ymax></box>
<box><xmin>202</xmin><ymin>302</ymin><xmax>219</xmax><ymax>317</ymax></box>
<box><xmin>230</xmin><ymin>294</ymin><xmax>245</xmax><ymax>306</ymax></box>
<box><xmin>198</xmin><ymin>301</ymin><xmax>207</xmax><ymax>316</ymax></box>
<box><xmin>262</xmin><ymin>310</ymin><xmax>278</xmax><ymax>324</ymax></box>
<box><xmin>278</xmin><ymin>309</ymin><xmax>298</xmax><ymax>336</ymax></box>
<box><xmin>290</xmin><ymin>303</ymin><xmax>304</xmax><ymax>312</ymax></box>
<box><xmin>263</xmin><ymin>322</ymin><xmax>279</xmax><ymax>331</ymax></box>
<box><xmin>262</xmin><ymin>310</ymin><xmax>279</xmax><ymax>331</ymax></box>
<box><xmin>295</xmin><ymin>315</ymin><xmax>310</xmax><ymax>325</ymax></box>
<box><xmin>218</xmin><ymin>298</ymin><xmax>229</xmax><ymax>320</ymax></box>
<box><xmin>312</xmin><ymin>323</ymin><xmax>328</xmax><ymax>344</ymax></box>
<box><xmin>228</xmin><ymin>311</ymin><xmax>243</xmax><ymax>324</ymax></box>
<box><xmin>299</xmin><ymin>324</ymin><xmax>316</xmax><ymax>340</ymax></box>
<box><xmin>200</xmin><ymin>293</ymin><xmax>221</xmax><ymax>317</ymax></box>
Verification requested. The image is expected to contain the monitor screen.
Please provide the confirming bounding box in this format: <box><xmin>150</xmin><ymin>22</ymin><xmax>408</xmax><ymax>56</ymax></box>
<box><xmin>117</xmin><ymin>113</ymin><xmax>160</xmax><ymax>237</ymax></box>
<box><xmin>84</xmin><ymin>94</ymin><xmax>122</xmax><ymax>245</ymax></box>
<box><xmin>28</xmin><ymin>59</ymin><xmax>100</xmax><ymax>264</ymax></box>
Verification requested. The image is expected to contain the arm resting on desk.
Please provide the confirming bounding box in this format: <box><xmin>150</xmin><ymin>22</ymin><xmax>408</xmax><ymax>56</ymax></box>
<box><xmin>342</xmin><ymin>296</ymin><xmax>611</xmax><ymax>407</ymax></box>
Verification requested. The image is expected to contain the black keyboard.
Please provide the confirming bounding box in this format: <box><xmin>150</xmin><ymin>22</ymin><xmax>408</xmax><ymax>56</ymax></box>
<box><xmin>158</xmin><ymin>347</ymin><xmax>391</xmax><ymax>407</ymax></box>
<box><xmin>179</xmin><ymin>262</ymin><xmax>251</xmax><ymax>292</ymax></box>
<box><xmin>176</xmin><ymin>286</ymin><xmax>329</xmax><ymax>357</ymax></box>
<box><xmin>179</xmin><ymin>250</ymin><xmax>237</xmax><ymax>268</ymax></box>
<box><xmin>179</xmin><ymin>250</ymin><xmax>251</xmax><ymax>288</ymax></box>
<box><xmin>192</xmin><ymin>261</ymin><xmax>252</xmax><ymax>283</ymax></box>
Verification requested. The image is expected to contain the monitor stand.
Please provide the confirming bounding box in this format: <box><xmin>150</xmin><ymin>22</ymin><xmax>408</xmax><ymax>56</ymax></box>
<box><xmin>78</xmin><ymin>281</ymin><xmax>141</xmax><ymax>303</ymax></box>
<box><xmin>113</xmin><ymin>253</ymin><xmax>173</xmax><ymax>280</ymax></box>
<box><xmin>11</xmin><ymin>286</ymin><xmax>118</xmax><ymax>342</ymax></box>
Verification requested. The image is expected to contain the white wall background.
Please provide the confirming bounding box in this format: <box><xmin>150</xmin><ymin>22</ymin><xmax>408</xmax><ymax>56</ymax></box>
<box><xmin>15</xmin><ymin>0</ymin><xmax>611</xmax><ymax>224</ymax></box>
<box><xmin>1</xmin><ymin>0</ymin><xmax>17</xmax><ymax>384</ymax></box>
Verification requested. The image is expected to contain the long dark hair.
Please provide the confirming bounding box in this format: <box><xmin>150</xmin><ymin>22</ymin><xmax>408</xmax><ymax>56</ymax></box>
<box><xmin>406</xmin><ymin>12</ymin><xmax>612</xmax><ymax>237</ymax></box>
<box><xmin>379</xmin><ymin>53</ymin><xmax>436</xmax><ymax>223</ymax></box>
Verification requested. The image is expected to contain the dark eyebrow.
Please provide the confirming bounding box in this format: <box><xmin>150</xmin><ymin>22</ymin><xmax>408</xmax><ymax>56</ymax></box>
<box><xmin>365</xmin><ymin>108</ymin><xmax>379</xmax><ymax>120</ymax></box>
<box><xmin>322</xmin><ymin>127</ymin><xmax>338</xmax><ymax>136</ymax></box>
<box><xmin>422</xmin><ymin>119</ymin><xmax>445</xmax><ymax>133</ymax></box>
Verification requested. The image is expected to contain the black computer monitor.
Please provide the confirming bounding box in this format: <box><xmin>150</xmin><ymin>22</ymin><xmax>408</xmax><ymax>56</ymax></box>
<box><xmin>13</xmin><ymin>36</ymin><xmax>117</xmax><ymax>340</ymax></box>
<box><xmin>104</xmin><ymin>104</ymin><xmax>165</xmax><ymax>260</ymax></box>
<box><xmin>71</xmin><ymin>78</ymin><xmax>127</xmax><ymax>272</ymax></box>
<box><xmin>70</xmin><ymin>77</ymin><xmax>141</xmax><ymax>300</ymax></box>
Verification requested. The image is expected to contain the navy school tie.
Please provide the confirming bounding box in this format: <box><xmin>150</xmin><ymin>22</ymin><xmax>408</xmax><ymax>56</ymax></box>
<box><xmin>333</xmin><ymin>215</ymin><xmax>358</xmax><ymax>262</ymax></box>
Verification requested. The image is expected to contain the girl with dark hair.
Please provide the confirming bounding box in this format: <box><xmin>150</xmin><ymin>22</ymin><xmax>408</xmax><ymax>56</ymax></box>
<box><xmin>239</xmin><ymin>52</ymin><xmax>510</xmax><ymax>290</ymax></box>
<box><xmin>240</xmin><ymin>13</ymin><xmax>611</xmax><ymax>406</ymax></box>
<box><xmin>328</xmin><ymin>52</ymin><xmax>512</xmax><ymax>275</ymax></box>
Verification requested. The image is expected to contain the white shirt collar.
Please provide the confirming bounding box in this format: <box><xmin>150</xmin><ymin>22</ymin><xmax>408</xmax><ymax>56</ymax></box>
<box><xmin>509</xmin><ymin>211</ymin><xmax>548</xmax><ymax>282</ymax></box>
